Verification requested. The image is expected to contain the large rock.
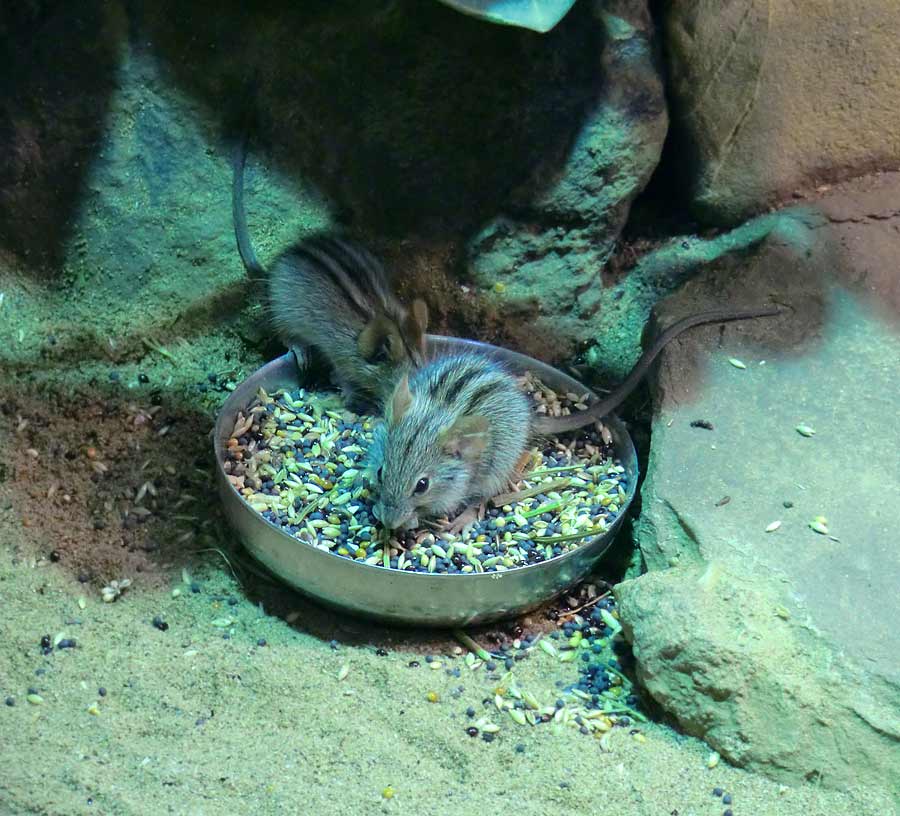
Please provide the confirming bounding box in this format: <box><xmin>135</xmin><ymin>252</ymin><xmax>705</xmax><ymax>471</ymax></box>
<box><xmin>615</xmin><ymin>172</ymin><xmax>900</xmax><ymax>793</ymax></box>
<box><xmin>664</xmin><ymin>0</ymin><xmax>900</xmax><ymax>224</ymax></box>
<box><xmin>0</xmin><ymin>0</ymin><xmax>653</xmax><ymax>372</ymax></box>
<box><xmin>465</xmin><ymin>0</ymin><xmax>668</xmax><ymax>363</ymax></box>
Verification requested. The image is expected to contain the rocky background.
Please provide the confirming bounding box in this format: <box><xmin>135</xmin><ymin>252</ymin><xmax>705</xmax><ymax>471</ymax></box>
<box><xmin>1</xmin><ymin>0</ymin><xmax>898</xmax><ymax>799</ymax></box>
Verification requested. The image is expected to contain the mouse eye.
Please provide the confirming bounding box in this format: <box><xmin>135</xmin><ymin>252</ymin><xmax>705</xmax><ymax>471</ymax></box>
<box><xmin>413</xmin><ymin>477</ymin><xmax>429</xmax><ymax>495</ymax></box>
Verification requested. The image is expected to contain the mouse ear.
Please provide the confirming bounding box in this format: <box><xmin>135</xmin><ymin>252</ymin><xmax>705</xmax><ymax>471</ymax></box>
<box><xmin>389</xmin><ymin>374</ymin><xmax>413</xmax><ymax>425</ymax></box>
<box><xmin>357</xmin><ymin>315</ymin><xmax>393</xmax><ymax>362</ymax></box>
<box><xmin>440</xmin><ymin>415</ymin><xmax>488</xmax><ymax>461</ymax></box>
<box><xmin>402</xmin><ymin>299</ymin><xmax>429</xmax><ymax>358</ymax></box>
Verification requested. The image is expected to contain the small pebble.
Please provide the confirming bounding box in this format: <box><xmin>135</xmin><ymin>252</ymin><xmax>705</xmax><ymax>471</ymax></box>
<box><xmin>713</xmin><ymin>788</ymin><xmax>724</xmax><ymax>797</ymax></box>
<box><xmin>722</xmin><ymin>794</ymin><xmax>732</xmax><ymax>805</ymax></box>
<box><xmin>257</xmin><ymin>638</ymin><xmax>267</xmax><ymax>647</ymax></box>
<box><xmin>98</xmin><ymin>687</ymin><xmax>107</xmax><ymax>697</ymax></box>
<box><xmin>4</xmin><ymin>697</ymin><xmax>14</xmax><ymax>707</ymax></box>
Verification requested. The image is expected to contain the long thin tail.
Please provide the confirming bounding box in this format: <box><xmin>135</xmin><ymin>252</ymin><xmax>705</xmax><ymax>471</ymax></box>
<box><xmin>232</xmin><ymin>130</ymin><xmax>264</xmax><ymax>278</ymax></box>
<box><xmin>532</xmin><ymin>306</ymin><xmax>783</xmax><ymax>435</ymax></box>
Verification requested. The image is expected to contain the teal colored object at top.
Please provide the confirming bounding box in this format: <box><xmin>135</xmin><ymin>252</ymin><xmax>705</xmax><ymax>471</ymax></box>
<box><xmin>437</xmin><ymin>0</ymin><xmax>578</xmax><ymax>32</ymax></box>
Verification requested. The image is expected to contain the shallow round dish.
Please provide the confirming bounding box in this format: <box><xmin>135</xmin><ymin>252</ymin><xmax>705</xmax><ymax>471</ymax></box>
<box><xmin>213</xmin><ymin>336</ymin><xmax>638</xmax><ymax>627</ymax></box>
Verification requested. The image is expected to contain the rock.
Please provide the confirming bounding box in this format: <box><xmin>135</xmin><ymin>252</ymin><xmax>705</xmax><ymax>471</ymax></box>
<box><xmin>664</xmin><ymin>0</ymin><xmax>900</xmax><ymax>224</ymax></box>
<box><xmin>0</xmin><ymin>1</ymin><xmax>328</xmax><ymax>370</ymax></box>
<box><xmin>616</xmin><ymin>172</ymin><xmax>900</xmax><ymax>793</ymax></box>
<box><xmin>464</xmin><ymin>0</ymin><xmax>668</xmax><ymax>363</ymax></box>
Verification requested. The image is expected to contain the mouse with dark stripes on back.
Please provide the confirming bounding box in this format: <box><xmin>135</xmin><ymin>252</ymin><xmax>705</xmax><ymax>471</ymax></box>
<box><xmin>232</xmin><ymin>134</ymin><xmax>429</xmax><ymax>410</ymax></box>
<box><xmin>367</xmin><ymin>306</ymin><xmax>783</xmax><ymax>534</ymax></box>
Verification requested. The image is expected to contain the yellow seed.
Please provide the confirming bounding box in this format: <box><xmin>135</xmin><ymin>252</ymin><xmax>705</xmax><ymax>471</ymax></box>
<box><xmin>87</xmin><ymin>703</ymin><xmax>100</xmax><ymax>716</ymax></box>
<box><xmin>493</xmin><ymin>281</ymin><xmax>506</xmax><ymax>294</ymax></box>
<box><xmin>382</xmin><ymin>786</ymin><xmax>394</xmax><ymax>800</ymax></box>
<box><xmin>426</xmin><ymin>691</ymin><xmax>439</xmax><ymax>703</ymax></box>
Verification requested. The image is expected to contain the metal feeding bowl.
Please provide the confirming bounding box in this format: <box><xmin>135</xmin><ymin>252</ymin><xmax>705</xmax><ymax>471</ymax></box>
<box><xmin>213</xmin><ymin>336</ymin><xmax>638</xmax><ymax>627</ymax></box>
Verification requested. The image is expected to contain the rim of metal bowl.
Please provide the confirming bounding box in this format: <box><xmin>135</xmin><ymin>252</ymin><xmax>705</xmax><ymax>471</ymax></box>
<box><xmin>213</xmin><ymin>335</ymin><xmax>638</xmax><ymax>626</ymax></box>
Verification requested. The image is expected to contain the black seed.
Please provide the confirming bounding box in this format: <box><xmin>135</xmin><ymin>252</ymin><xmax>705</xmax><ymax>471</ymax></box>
<box><xmin>98</xmin><ymin>687</ymin><xmax>107</xmax><ymax>697</ymax></box>
<box><xmin>5</xmin><ymin>697</ymin><xmax>14</xmax><ymax>706</ymax></box>
<box><xmin>49</xmin><ymin>551</ymin><xmax>61</xmax><ymax>563</ymax></box>
<box><xmin>482</xmin><ymin>732</ymin><xmax>495</xmax><ymax>743</ymax></box>
<box><xmin>152</xmin><ymin>616</ymin><xmax>168</xmax><ymax>631</ymax></box>
<box><xmin>257</xmin><ymin>639</ymin><xmax>267</xmax><ymax>647</ymax></box>
<box><xmin>722</xmin><ymin>795</ymin><xmax>732</xmax><ymax>805</ymax></box>
<box><xmin>57</xmin><ymin>638</ymin><xmax>76</xmax><ymax>649</ymax></box>
<box><xmin>407</xmin><ymin>661</ymin><xmax>420</xmax><ymax>668</ymax></box>
<box><xmin>466</xmin><ymin>707</ymin><xmax>476</xmax><ymax>718</ymax></box>
<box><xmin>375</xmin><ymin>648</ymin><xmax>388</xmax><ymax>657</ymax></box>
<box><xmin>40</xmin><ymin>635</ymin><xmax>51</xmax><ymax>649</ymax></box>
<box><xmin>466</xmin><ymin>727</ymin><xmax>479</xmax><ymax>737</ymax></box>
<box><xmin>138</xmin><ymin>373</ymin><xmax>150</xmax><ymax>384</ymax></box>
<box><xmin>712</xmin><ymin>788</ymin><xmax>723</xmax><ymax>797</ymax></box>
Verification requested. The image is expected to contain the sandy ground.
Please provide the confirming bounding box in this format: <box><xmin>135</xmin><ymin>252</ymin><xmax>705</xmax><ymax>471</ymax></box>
<box><xmin>0</xmin><ymin>350</ymin><xmax>894</xmax><ymax>816</ymax></box>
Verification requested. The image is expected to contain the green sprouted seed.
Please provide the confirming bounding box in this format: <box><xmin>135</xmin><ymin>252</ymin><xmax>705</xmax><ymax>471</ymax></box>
<box><xmin>453</xmin><ymin>630</ymin><xmax>493</xmax><ymax>662</ymax></box>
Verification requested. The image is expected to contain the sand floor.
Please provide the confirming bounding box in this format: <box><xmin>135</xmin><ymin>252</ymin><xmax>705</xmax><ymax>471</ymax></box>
<box><xmin>0</xmin><ymin>351</ymin><xmax>894</xmax><ymax>816</ymax></box>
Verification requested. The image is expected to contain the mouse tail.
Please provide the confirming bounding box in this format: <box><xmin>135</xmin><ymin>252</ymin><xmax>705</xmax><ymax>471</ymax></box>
<box><xmin>532</xmin><ymin>306</ymin><xmax>783</xmax><ymax>436</ymax></box>
<box><xmin>232</xmin><ymin>128</ymin><xmax>265</xmax><ymax>279</ymax></box>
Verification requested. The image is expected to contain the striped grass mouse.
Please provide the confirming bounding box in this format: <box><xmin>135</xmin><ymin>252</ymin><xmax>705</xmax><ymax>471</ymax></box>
<box><xmin>232</xmin><ymin>134</ymin><xmax>429</xmax><ymax>409</ymax></box>
<box><xmin>368</xmin><ymin>306</ymin><xmax>781</xmax><ymax>530</ymax></box>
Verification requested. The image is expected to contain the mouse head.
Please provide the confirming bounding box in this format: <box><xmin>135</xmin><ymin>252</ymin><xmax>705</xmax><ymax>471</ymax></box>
<box><xmin>368</xmin><ymin>373</ymin><xmax>487</xmax><ymax>531</ymax></box>
<box><xmin>356</xmin><ymin>299</ymin><xmax>429</xmax><ymax>372</ymax></box>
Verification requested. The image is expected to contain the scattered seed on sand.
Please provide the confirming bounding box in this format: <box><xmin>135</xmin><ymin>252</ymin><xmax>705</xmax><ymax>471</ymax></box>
<box><xmin>795</xmin><ymin>424</ymin><xmax>816</xmax><ymax>437</ymax></box>
<box><xmin>765</xmin><ymin>520</ymin><xmax>782</xmax><ymax>532</ymax></box>
<box><xmin>27</xmin><ymin>693</ymin><xmax>44</xmax><ymax>705</ymax></box>
<box><xmin>337</xmin><ymin>664</ymin><xmax>350</xmax><ymax>682</ymax></box>
<box><xmin>809</xmin><ymin>519</ymin><xmax>829</xmax><ymax>535</ymax></box>
<box><xmin>728</xmin><ymin>358</ymin><xmax>747</xmax><ymax>369</ymax></box>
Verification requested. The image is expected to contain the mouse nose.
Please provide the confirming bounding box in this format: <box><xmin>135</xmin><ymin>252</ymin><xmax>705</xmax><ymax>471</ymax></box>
<box><xmin>373</xmin><ymin>502</ymin><xmax>406</xmax><ymax>531</ymax></box>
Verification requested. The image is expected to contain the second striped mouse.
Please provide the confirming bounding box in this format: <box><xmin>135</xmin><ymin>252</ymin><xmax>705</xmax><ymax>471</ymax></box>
<box><xmin>232</xmin><ymin>135</ymin><xmax>429</xmax><ymax>409</ymax></box>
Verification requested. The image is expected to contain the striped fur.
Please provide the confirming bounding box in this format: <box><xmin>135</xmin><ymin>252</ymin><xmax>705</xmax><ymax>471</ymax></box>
<box><xmin>369</xmin><ymin>353</ymin><xmax>531</xmax><ymax>530</ymax></box>
<box><xmin>232</xmin><ymin>137</ymin><xmax>426</xmax><ymax>408</ymax></box>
